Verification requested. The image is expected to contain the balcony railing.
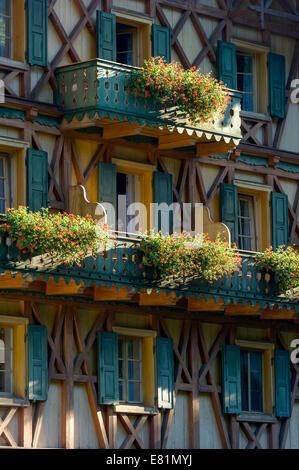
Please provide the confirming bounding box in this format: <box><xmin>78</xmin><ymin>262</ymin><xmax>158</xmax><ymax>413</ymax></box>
<box><xmin>0</xmin><ymin>233</ymin><xmax>296</xmax><ymax>309</ymax></box>
<box><xmin>55</xmin><ymin>59</ymin><xmax>242</xmax><ymax>143</ymax></box>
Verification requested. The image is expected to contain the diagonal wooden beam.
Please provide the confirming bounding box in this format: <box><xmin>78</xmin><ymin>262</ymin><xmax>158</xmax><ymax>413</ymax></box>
<box><xmin>72</xmin><ymin>307</ymin><xmax>109</xmax><ymax>449</ymax></box>
<box><xmin>0</xmin><ymin>407</ymin><xmax>18</xmax><ymax>447</ymax></box>
<box><xmin>198</xmin><ymin>322</ymin><xmax>231</xmax><ymax>449</ymax></box>
<box><xmin>159</xmin><ymin>317</ymin><xmax>193</xmax><ymax>384</ymax></box>
<box><xmin>118</xmin><ymin>414</ymin><xmax>148</xmax><ymax>449</ymax></box>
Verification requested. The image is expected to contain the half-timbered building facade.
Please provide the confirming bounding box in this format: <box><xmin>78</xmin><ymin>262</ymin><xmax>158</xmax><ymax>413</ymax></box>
<box><xmin>0</xmin><ymin>0</ymin><xmax>297</xmax><ymax>450</ymax></box>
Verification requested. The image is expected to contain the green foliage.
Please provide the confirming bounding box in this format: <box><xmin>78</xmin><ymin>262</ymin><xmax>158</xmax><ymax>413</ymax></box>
<box><xmin>127</xmin><ymin>57</ymin><xmax>230</xmax><ymax>126</ymax></box>
<box><xmin>255</xmin><ymin>245</ymin><xmax>299</xmax><ymax>294</ymax></box>
<box><xmin>0</xmin><ymin>207</ymin><xmax>108</xmax><ymax>265</ymax></box>
<box><xmin>140</xmin><ymin>232</ymin><xmax>241</xmax><ymax>285</ymax></box>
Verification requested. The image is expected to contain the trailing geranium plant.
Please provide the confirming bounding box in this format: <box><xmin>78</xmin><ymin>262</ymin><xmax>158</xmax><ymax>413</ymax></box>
<box><xmin>127</xmin><ymin>57</ymin><xmax>230</xmax><ymax>126</ymax></box>
<box><xmin>255</xmin><ymin>245</ymin><xmax>299</xmax><ymax>295</ymax></box>
<box><xmin>0</xmin><ymin>206</ymin><xmax>109</xmax><ymax>266</ymax></box>
<box><xmin>140</xmin><ymin>232</ymin><xmax>241</xmax><ymax>285</ymax></box>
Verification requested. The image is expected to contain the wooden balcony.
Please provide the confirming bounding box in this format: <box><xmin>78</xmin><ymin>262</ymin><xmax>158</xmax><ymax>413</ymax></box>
<box><xmin>0</xmin><ymin>233</ymin><xmax>297</xmax><ymax>313</ymax></box>
<box><xmin>55</xmin><ymin>59</ymin><xmax>242</xmax><ymax>151</ymax></box>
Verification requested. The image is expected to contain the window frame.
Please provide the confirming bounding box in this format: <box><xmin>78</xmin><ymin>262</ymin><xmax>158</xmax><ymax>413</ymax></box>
<box><xmin>233</xmin><ymin>39</ymin><xmax>269</xmax><ymax>116</ymax></box>
<box><xmin>236</xmin><ymin>339</ymin><xmax>275</xmax><ymax>423</ymax></box>
<box><xmin>112</xmin><ymin>326</ymin><xmax>157</xmax><ymax>414</ymax></box>
<box><xmin>0</xmin><ymin>0</ymin><xmax>25</xmax><ymax>65</ymax></box>
<box><xmin>233</xmin><ymin>179</ymin><xmax>272</xmax><ymax>252</ymax></box>
<box><xmin>111</xmin><ymin>9</ymin><xmax>153</xmax><ymax>67</ymax></box>
<box><xmin>0</xmin><ymin>137</ymin><xmax>28</xmax><ymax>210</ymax></box>
<box><xmin>238</xmin><ymin>194</ymin><xmax>258</xmax><ymax>251</ymax></box>
<box><xmin>0</xmin><ymin>315</ymin><xmax>28</xmax><ymax>407</ymax></box>
<box><xmin>112</xmin><ymin>157</ymin><xmax>155</xmax><ymax>234</ymax></box>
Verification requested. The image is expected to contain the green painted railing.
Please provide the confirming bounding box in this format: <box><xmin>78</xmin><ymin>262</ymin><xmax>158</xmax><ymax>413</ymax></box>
<box><xmin>0</xmin><ymin>233</ymin><xmax>296</xmax><ymax>310</ymax></box>
<box><xmin>55</xmin><ymin>59</ymin><xmax>242</xmax><ymax>142</ymax></box>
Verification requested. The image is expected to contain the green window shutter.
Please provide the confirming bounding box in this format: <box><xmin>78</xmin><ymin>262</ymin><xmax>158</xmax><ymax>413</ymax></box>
<box><xmin>27</xmin><ymin>148</ymin><xmax>48</xmax><ymax>212</ymax></box>
<box><xmin>96</xmin><ymin>11</ymin><xmax>116</xmax><ymax>62</ymax></box>
<box><xmin>217</xmin><ymin>40</ymin><xmax>236</xmax><ymax>89</ymax></box>
<box><xmin>220</xmin><ymin>182</ymin><xmax>238</xmax><ymax>245</ymax></box>
<box><xmin>27</xmin><ymin>0</ymin><xmax>48</xmax><ymax>66</ymax></box>
<box><xmin>275</xmin><ymin>349</ymin><xmax>291</xmax><ymax>418</ymax></box>
<box><xmin>271</xmin><ymin>191</ymin><xmax>289</xmax><ymax>250</ymax></box>
<box><xmin>152</xmin><ymin>25</ymin><xmax>171</xmax><ymax>63</ymax></box>
<box><xmin>153</xmin><ymin>171</ymin><xmax>173</xmax><ymax>234</ymax></box>
<box><xmin>269</xmin><ymin>53</ymin><xmax>286</xmax><ymax>119</ymax></box>
<box><xmin>98</xmin><ymin>161</ymin><xmax>117</xmax><ymax>229</ymax></box>
<box><xmin>156</xmin><ymin>337</ymin><xmax>174</xmax><ymax>409</ymax></box>
<box><xmin>28</xmin><ymin>325</ymin><xmax>48</xmax><ymax>401</ymax></box>
<box><xmin>222</xmin><ymin>344</ymin><xmax>242</xmax><ymax>414</ymax></box>
<box><xmin>97</xmin><ymin>331</ymin><xmax>119</xmax><ymax>405</ymax></box>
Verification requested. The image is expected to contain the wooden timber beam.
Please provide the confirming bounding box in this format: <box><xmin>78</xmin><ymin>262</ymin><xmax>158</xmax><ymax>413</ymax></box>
<box><xmin>196</xmin><ymin>140</ymin><xmax>235</xmax><ymax>156</ymax></box>
<box><xmin>158</xmin><ymin>134</ymin><xmax>197</xmax><ymax>150</ymax></box>
<box><xmin>102</xmin><ymin>122</ymin><xmax>141</xmax><ymax>140</ymax></box>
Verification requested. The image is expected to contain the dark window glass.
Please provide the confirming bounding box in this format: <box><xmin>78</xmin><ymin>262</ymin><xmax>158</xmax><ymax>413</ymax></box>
<box><xmin>237</xmin><ymin>52</ymin><xmax>254</xmax><ymax>112</ymax></box>
<box><xmin>116</xmin><ymin>23</ymin><xmax>135</xmax><ymax>65</ymax></box>
<box><xmin>240</xmin><ymin>350</ymin><xmax>263</xmax><ymax>413</ymax></box>
<box><xmin>0</xmin><ymin>0</ymin><xmax>11</xmax><ymax>58</ymax></box>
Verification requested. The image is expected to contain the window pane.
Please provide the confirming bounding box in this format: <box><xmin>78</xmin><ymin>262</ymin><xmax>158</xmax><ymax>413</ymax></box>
<box><xmin>239</xmin><ymin>199</ymin><xmax>250</xmax><ymax>218</ymax></box>
<box><xmin>241</xmin><ymin>351</ymin><xmax>249</xmax><ymax>412</ymax></box>
<box><xmin>128</xmin><ymin>381</ymin><xmax>141</xmax><ymax>402</ymax></box>
<box><xmin>127</xmin><ymin>339</ymin><xmax>141</xmax><ymax>360</ymax></box>
<box><xmin>118</xmin><ymin>338</ymin><xmax>124</xmax><ymax>359</ymax></box>
<box><xmin>250</xmin><ymin>351</ymin><xmax>263</xmax><ymax>412</ymax></box>
<box><xmin>237</xmin><ymin>54</ymin><xmax>253</xmax><ymax>74</ymax></box>
<box><xmin>128</xmin><ymin>360</ymin><xmax>141</xmax><ymax>381</ymax></box>
<box><xmin>0</xmin><ymin>327</ymin><xmax>13</xmax><ymax>394</ymax></box>
<box><xmin>116</xmin><ymin>33</ymin><xmax>132</xmax><ymax>52</ymax></box>
<box><xmin>118</xmin><ymin>359</ymin><xmax>124</xmax><ymax>380</ymax></box>
<box><xmin>242</xmin><ymin>93</ymin><xmax>254</xmax><ymax>112</ymax></box>
<box><xmin>119</xmin><ymin>381</ymin><xmax>124</xmax><ymax>401</ymax></box>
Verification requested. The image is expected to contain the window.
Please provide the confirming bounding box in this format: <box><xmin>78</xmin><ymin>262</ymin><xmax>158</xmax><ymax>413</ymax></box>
<box><xmin>111</xmin><ymin>10</ymin><xmax>152</xmax><ymax>67</ymax></box>
<box><xmin>112</xmin><ymin>158</ymin><xmax>155</xmax><ymax>234</ymax></box>
<box><xmin>234</xmin><ymin>180</ymin><xmax>272</xmax><ymax>252</ymax></box>
<box><xmin>238</xmin><ymin>195</ymin><xmax>257</xmax><ymax>251</ymax></box>
<box><xmin>116</xmin><ymin>171</ymin><xmax>141</xmax><ymax>233</ymax></box>
<box><xmin>237</xmin><ymin>341</ymin><xmax>275</xmax><ymax>419</ymax></box>
<box><xmin>116</xmin><ymin>23</ymin><xmax>136</xmax><ymax>66</ymax></box>
<box><xmin>233</xmin><ymin>40</ymin><xmax>269</xmax><ymax>115</ymax></box>
<box><xmin>118</xmin><ymin>336</ymin><xmax>142</xmax><ymax>404</ymax></box>
<box><xmin>0</xmin><ymin>0</ymin><xmax>12</xmax><ymax>59</ymax></box>
<box><xmin>241</xmin><ymin>349</ymin><xmax>263</xmax><ymax>413</ymax></box>
<box><xmin>237</xmin><ymin>51</ymin><xmax>256</xmax><ymax>112</ymax></box>
<box><xmin>98</xmin><ymin>328</ymin><xmax>174</xmax><ymax>413</ymax></box>
<box><xmin>0</xmin><ymin>326</ymin><xmax>13</xmax><ymax>395</ymax></box>
<box><xmin>0</xmin><ymin>315</ymin><xmax>28</xmax><ymax>405</ymax></box>
<box><xmin>0</xmin><ymin>153</ymin><xmax>11</xmax><ymax>213</ymax></box>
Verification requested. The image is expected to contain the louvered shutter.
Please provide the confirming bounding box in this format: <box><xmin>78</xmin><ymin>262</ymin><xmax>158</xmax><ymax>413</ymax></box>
<box><xmin>27</xmin><ymin>149</ymin><xmax>48</xmax><ymax>212</ymax></box>
<box><xmin>220</xmin><ymin>182</ymin><xmax>239</xmax><ymax>245</ymax></box>
<box><xmin>97</xmin><ymin>331</ymin><xmax>119</xmax><ymax>405</ymax></box>
<box><xmin>98</xmin><ymin>161</ymin><xmax>117</xmax><ymax>229</ymax></box>
<box><xmin>269</xmin><ymin>53</ymin><xmax>286</xmax><ymax>119</ymax></box>
<box><xmin>28</xmin><ymin>325</ymin><xmax>48</xmax><ymax>401</ymax></box>
<box><xmin>222</xmin><ymin>344</ymin><xmax>242</xmax><ymax>414</ymax></box>
<box><xmin>152</xmin><ymin>25</ymin><xmax>171</xmax><ymax>62</ymax></box>
<box><xmin>271</xmin><ymin>191</ymin><xmax>289</xmax><ymax>249</ymax></box>
<box><xmin>156</xmin><ymin>337</ymin><xmax>174</xmax><ymax>409</ymax></box>
<box><xmin>96</xmin><ymin>11</ymin><xmax>116</xmax><ymax>61</ymax></box>
<box><xmin>217</xmin><ymin>40</ymin><xmax>236</xmax><ymax>89</ymax></box>
<box><xmin>27</xmin><ymin>0</ymin><xmax>48</xmax><ymax>66</ymax></box>
<box><xmin>153</xmin><ymin>171</ymin><xmax>173</xmax><ymax>234</ymax></box>
<box><xmin>275</xmin><ymin>349</ymin><xmax>291</xmax><ymax>418</ymax></box>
